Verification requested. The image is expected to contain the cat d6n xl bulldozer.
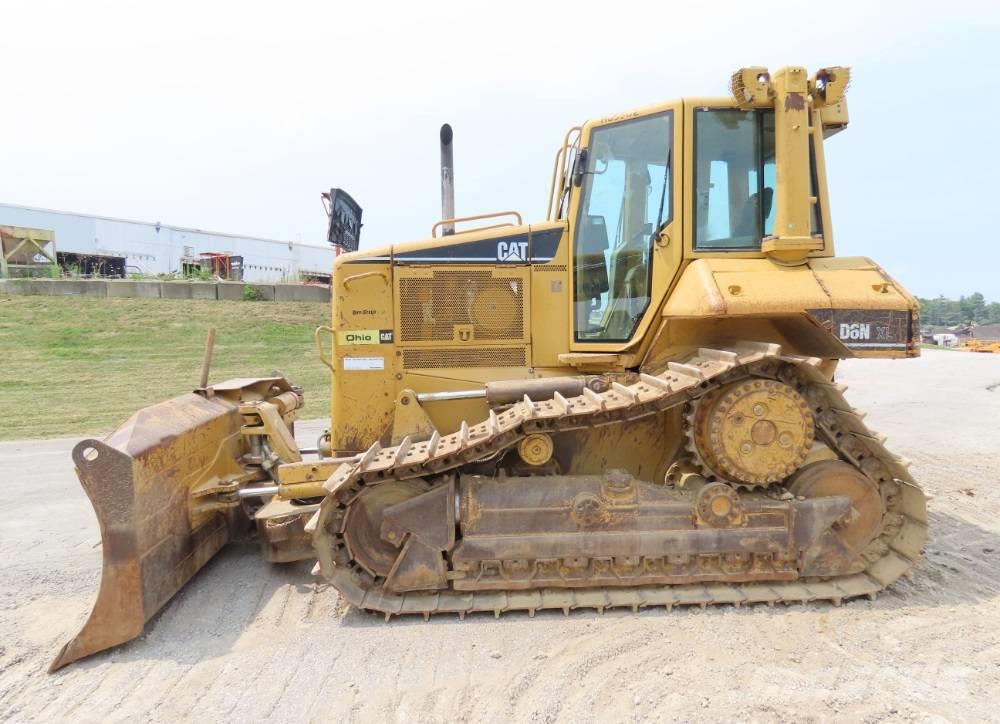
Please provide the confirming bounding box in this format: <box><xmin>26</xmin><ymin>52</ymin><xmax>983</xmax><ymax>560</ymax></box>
<box><xmin>52</xmin><ymin>65</ymin><xmax>927</xmax><ymax>671</ymax></box>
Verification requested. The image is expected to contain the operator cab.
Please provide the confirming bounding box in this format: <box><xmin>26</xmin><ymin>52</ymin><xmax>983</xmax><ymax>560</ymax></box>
<box><xmin>568</xmin><ymin>73</ymin><xmax>836</xmax><ymax>349</ymax></box>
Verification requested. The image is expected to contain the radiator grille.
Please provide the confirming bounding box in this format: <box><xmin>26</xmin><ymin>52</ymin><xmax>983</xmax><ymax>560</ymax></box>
<box><xmin>403</xmin><ymin>347</ymin><xmax>526</xmax><ymax>369</ymax></box>
<box><xmin>398</xmin><ymin>270</ymin><xmax>526</xmax><ymax>342</ymax></box>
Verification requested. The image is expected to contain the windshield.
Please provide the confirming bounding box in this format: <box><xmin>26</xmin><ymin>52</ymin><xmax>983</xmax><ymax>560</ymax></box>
<box><xmin>573</xmin><ymin>111</ymin><xmax>673</xmax><ymax>342</ymax></box>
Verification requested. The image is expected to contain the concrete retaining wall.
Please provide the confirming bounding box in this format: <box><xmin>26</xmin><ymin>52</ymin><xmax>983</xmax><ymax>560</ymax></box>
<box><xmin>275</xmin><ymin>284</ymin><xmax>330</xmax><ymax>302</ymax></box>
<box><xmin>107</xmin><ymin>281</ymin><xmax>161</xmax><ymax>299</ymax></box>
<box><xmin>217</xmin><ymin>282</ymin><xmax>244</xmax><ymax>301</ymax></box>
<box><xmin>0</xmin><ymin>278</ymin><xmax>330</xmax><ymax>303</ymax></box>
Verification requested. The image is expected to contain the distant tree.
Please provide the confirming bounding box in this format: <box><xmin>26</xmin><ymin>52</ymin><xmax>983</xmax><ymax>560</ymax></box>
<box><xmin>918</xmin><ymin>293</ymin><xmax>997</xmax><ymax>327</ymax></box>
<box><xmin>969</xmin><ymin>292</ymin><xmax>987</xmax><ymax>323</ymax></box>
<box><xmin>918</xmin><ymin>296</ymin><xmax>941</xmax><ymax>325</ymax></box>
<box><xmin>918</xmin><ymin>297</ymin><xmax>932</xmax><ymax>323</ymax></box>
<box><xmin>959</xmin><ymin>295</ymin><xmax>971</xmax><ymax>324</ymax></box>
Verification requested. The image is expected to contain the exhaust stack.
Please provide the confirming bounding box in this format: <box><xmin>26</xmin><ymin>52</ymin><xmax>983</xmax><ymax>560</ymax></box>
<box><xmin>440</xmin><ymin>123</ymin><xmax>455</xmax><ymax>236</ymax></box>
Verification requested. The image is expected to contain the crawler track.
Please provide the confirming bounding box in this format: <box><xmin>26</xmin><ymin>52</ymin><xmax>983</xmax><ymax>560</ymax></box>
<box><xmin>311</xmin><ymin>342</ymin><xmax>928</xmax><ymax>616</ymax></box>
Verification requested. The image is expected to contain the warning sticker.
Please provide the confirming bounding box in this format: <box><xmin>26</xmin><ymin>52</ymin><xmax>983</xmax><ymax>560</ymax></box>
<box><xmin>337</xmin><ymin>329</ymin><xmax>394</xmax><ymax>345</ymax></box>
<box><xmin>343</xmin><ymin>356</ymin><xmax>385</xmax><ymax>371</ymax></box>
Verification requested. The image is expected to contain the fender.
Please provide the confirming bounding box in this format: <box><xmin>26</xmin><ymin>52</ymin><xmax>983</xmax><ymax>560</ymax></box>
<box><xmin>654</xmin><ymin>257</ymin><xmax>918</xmax><ymax>360</ymax></box>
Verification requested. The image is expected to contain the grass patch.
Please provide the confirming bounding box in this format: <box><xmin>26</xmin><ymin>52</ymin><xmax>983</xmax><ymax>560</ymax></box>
<box><xmin>0</xmin><ymin>295</ymin><xmax>331</xmax><ymax>440</ymax></box>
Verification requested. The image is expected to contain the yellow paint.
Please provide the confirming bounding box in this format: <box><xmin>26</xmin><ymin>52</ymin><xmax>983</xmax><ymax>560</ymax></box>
<box><xmin>317</xmin><ymin>65</ymin><xmax>919</xmax><ymax>454</ymax></box>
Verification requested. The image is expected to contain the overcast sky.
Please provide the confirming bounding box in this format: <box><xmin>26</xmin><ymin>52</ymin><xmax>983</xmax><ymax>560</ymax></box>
<box><xmin>3</xmin><ymin>0</ymin><xmax>998</xmax><ymax>299</ymax></box>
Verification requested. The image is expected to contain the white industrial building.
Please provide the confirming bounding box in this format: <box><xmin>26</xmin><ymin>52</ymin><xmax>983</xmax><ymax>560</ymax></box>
<box><xmin>0</xmin><ymin>202</ymin><xmax>336</xmax><ymax>282</ymax></box>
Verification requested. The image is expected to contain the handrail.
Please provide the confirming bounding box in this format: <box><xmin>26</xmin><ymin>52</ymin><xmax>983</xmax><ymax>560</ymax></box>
<box><xmin>314</xmin><ymin>326</ymin><xmax>335</xmax><ymax>372</ymax></box>
<box><xmin>555</xmin><ymin>127</ymin><xmax>581</xmax><ymax>214</ymax></box>
<box><xmin>547</xmin><ymin>126</ymin><xmax>582</xmax><ymax>221</ymax></box>
<box><xmin>342</xmin><ymin>270</ymin><xmax>389</xmax><ymax>289</ymax></box>
<box><xmin>455</xmin><ymin>222</ymin><xmax>519</xmax><ymax>234</ymax></box>
<box><xmin>546</xmin><ymin>145</ymin><xmax>565</xmax><ymax>221</ymax></box>
<box><xmin>431</xmin><ymin>211</ymin><xmax>523</xmax><ymax>238</ymax></box>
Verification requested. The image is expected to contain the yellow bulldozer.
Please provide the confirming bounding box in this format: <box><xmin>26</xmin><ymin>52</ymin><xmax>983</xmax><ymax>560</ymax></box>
<box><xmin>51</xmin><ymin>65</ymin><xmax>927</xmax><ymax>671</ymax></box>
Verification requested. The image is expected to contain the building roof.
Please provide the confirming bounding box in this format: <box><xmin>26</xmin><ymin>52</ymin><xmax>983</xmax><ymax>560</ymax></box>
<box><xmin>971</xmin><ymin>323</ymin><xmax>1000</xmax><ymax>339</ymax></box>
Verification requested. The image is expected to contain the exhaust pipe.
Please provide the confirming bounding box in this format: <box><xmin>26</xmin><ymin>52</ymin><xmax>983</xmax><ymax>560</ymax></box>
<box><xmin>440</xmin><ymin>123</ymin><xmax>455</xmax><ymax>236</ymax></box>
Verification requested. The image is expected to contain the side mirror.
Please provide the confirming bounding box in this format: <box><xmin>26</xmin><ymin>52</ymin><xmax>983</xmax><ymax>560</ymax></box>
<box><xmin>572</xmin><ymin>148</ymin><xmax>589</xmax><ymax>187</ymax></box>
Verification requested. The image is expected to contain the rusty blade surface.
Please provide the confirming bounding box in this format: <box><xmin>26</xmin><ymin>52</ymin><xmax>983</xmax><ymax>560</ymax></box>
<box><xmin>50</xmin><ymin>392</ymin><xmax>245</xmax><ymax>671</ymax></box>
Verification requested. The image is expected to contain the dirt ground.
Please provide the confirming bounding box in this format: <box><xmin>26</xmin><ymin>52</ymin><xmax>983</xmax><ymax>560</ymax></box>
<box><xmin>1</xmin><ymin>349</ymin><xmax>998</xmax><ymax>722</ymax></box>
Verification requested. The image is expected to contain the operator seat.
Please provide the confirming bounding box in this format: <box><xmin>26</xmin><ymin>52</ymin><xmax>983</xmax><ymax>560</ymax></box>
<box><xmin>734</xmin><ymin>187</ymin><xmax>774</xmax><ymax>239</ymax></box>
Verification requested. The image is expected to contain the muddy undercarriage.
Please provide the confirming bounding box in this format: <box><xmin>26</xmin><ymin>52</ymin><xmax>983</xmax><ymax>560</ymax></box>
<box><xmin>310</xmin><ymin>343</ymin><xmax>927</xmax><ymax>617</ymax></box>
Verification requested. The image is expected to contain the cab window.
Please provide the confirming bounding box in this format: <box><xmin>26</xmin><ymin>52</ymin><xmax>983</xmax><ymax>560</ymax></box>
<box><xmin>694</xmin><ymin>109</ymin><xmax>775</xmax><ymax>249</ymax></box>
<box><xmin>573</xmin><ymin>112</ymin><xmax>672</xmax><ymax>342</ymax></box>
<box><xmin>695</xmin><ymin>109</ymin><xmax>824</xmax><ymax>249</ymax></box>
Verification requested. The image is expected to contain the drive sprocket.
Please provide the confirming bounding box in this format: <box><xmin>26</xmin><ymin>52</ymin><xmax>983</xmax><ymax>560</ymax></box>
<box><xmin>688</xmin><ymin>378</ymin><xmax>814</xmax><ymax>487</ymax></box>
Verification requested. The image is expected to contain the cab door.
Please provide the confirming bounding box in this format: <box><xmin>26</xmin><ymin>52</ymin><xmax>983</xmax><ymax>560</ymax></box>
<box><xmin>567</xmin><ymin>103</ymin><xmax>683</xmax><ymax>353</ymax></box>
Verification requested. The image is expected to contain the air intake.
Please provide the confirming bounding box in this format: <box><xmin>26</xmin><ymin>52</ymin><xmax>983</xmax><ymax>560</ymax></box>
<box><xmin>398</xmin><ymin>269</ymin><xmax>527</xmax><ymax>343</ymax></box>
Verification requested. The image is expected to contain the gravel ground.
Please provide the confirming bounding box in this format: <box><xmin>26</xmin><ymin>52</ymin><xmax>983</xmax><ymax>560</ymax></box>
<box><xmin>1</xmin><ymin>349</ymin><xmax>999</xmax><ymax>722</ymax></box>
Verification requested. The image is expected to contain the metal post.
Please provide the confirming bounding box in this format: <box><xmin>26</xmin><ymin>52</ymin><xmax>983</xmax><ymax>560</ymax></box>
<box><xmin>199</xmin><ymin>328</ymin><xmax>216</xmax><ymax>388</ymax></box>
<box><xmin>763</xmin><ymin>66</ymin><xmax>820</xmax><ymax>264</ymax></box>
<box><xmin>440</xmin><ymin>123</ymin><xmax>455</xmax><ymax>236</ymax></box>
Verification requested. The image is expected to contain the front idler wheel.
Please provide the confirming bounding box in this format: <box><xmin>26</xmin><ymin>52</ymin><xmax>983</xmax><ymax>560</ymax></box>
<box><xmin>788</xmin><ymin>460</ymin><xmax>884</xmax><ymax>554</ymax></box>
<box><xmin>343</xmin><ymin>479</ymin><xmax>427</xmax><ymax>578</ymax></box>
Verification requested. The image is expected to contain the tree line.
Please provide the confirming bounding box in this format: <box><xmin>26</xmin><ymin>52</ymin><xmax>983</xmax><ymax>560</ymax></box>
<box><xmin>918</xmin><ymin>293</ymin><xmax>1000</xmax><ymax>327</ymax></box>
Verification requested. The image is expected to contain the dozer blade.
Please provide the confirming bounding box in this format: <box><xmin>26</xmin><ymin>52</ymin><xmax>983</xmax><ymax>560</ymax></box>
<box><xmin>50</xmin><ymin>383</ymin><xmax>282</xmax><ymax>671</ymax></box>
